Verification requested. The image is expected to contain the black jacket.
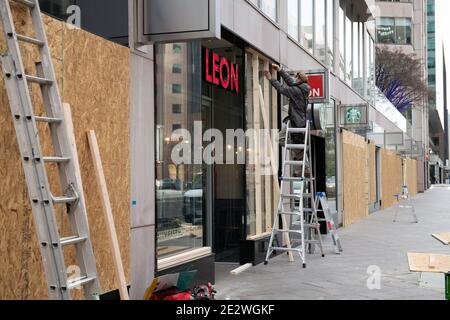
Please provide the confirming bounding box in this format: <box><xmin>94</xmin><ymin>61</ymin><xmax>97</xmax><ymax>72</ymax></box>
<box><xmin>270</xmin><ymin>69</ymin><xmax>311</xmax><ymax>128</ymax></box>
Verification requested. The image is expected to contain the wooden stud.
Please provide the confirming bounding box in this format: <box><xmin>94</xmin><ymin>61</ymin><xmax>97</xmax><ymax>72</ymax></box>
<box><xmin>87</xmin><ymin>130</ymin><xmax>129</xmax><ymax>300</ymax></box>
<box><xmin>230</xmin><ymin>263</ymin><xmax>253</xmax><ymax>276</ymax></box>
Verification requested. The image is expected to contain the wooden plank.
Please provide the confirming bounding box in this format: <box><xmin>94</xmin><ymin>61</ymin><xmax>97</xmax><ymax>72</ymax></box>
<box><xmin>252</xmin><ymin>55</ymin><xmax>263</xmax><ymax>236</ymax></box>
<box><xmin>158</xmin><ymin>247</ymin><xmax>212</xmax><ymax>271</ymax></box>
<box><xmin>87</xmin><ymin>130</ymin><xmax>129</xmax><ymax>300</ymax></box>
<box><xmin>263</xmin><ymin>60</ymin><xmax>272</xmax><ymax>233</ymax></box>
<box><xmin>230</xmin><ymin>263</ymin><xmax>253</xmax><ymax>276</ymax></box>
<box><xmin>408</xmin><ymin>253</ymin><xmax>450</xmax><ymax>273</ymax></box>
<box><xmin>432</xmin><ymin>232</ymin><xmax>450</xmax><ymax>245</ymax></box>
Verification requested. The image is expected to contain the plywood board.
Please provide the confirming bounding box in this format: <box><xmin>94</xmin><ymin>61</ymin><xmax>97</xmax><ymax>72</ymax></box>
<box><xmin>0</xmin><ymin>9</ymin><xmax>130</xmax><ymax>299</ymax></box>
<box><xmin>432</xmin><ymin>233</ymin><xmax>450</xmax><ymax>245</ymax></box>
<box><xmin>405</xmin><ymin>158</ymin><xmax>418</xmax><ymax>197</ymax></box>
<box><xmin>408</xmin><ymin>253</ymin><xmax>450</xmax><ymax>273</ymax></box>
<box><xmin>381</xmin><ymin>149</ymin><xmax>403</xmax><ymax>209</ymax></box>
<box><xmin>368</xmin><ymin>141</ymin><xmax>377</xmax><ymax>205</ymax></box>
<box><xmin>342</xmin><ymin>130</ymin><xmax>369</xmax><ymax>226</ymax></box>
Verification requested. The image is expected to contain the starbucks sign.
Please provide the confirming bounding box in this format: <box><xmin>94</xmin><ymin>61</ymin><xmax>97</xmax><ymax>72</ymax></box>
<box><xmin>340</xmin><ymin>104</ymin><xmax>369</xmax><ymax>127</ymax></box>
<box><xmin>346</xmin><ymin>108</ymin><xmax>362</xmax><ymax>124</ymax></box>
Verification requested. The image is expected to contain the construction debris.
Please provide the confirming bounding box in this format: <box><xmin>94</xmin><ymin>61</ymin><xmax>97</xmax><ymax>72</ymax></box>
<box><xmin>432</xmin><ymin>232</ymin><xmax>450</xmax><ymax>245</ymax></box>
<box><xmin>408</xmin><ymin>253</ymin><xmax>450</xmax><ymax>273</ymax></box>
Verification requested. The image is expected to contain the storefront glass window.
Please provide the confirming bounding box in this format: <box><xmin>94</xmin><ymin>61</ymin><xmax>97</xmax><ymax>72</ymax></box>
<box><xmin>324</xmin><ymin>102</ymin><xmax>337</xmax><ymax>211</ymax></box>
<box><xmin>155</xmin><ymin>41</ymin><xmax>206</xmax><ymax>259</ymax></box>
<box><xmin>315</xmin><ymin>0</ymin><xmax>326</xmax><ymax>64</ymax></box>
<box><xmin>326</xmin><ymin>0</ymin><xmax>334</xmax><ymax>69</ymax></box>
<box><xmin>288</xmin><ymin>0</ymin><xmax>299</xmax><ymax>41</ymax></box>
<box><xmin>301</xmin><ymin>0</ymin><xmax>314</xmax><ymax>54</ymax></box>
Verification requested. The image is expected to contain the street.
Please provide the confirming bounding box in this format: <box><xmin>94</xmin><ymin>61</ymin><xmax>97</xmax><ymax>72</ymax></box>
<box><xmin>216</xmin><ymin>186</ymin><xmax>450</xmax><ymax>300</ymax></box>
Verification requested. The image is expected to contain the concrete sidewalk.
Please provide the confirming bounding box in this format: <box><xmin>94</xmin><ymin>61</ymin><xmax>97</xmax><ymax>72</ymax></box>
<box><xmin>215</xmin><ymin>186</ymin><xmax>450</xmax><ymax>300</ymax></box>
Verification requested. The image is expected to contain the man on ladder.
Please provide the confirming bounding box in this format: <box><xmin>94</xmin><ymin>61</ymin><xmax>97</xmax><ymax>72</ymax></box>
<box><xmin>265</xmin><ymin>65</ymin><xmax>310</xmax><ymax>172</ymax></box>
<box><xmin>264</xmin><ymin>65</ymin><xmax>325</xmax><ymax>268</ymax></box>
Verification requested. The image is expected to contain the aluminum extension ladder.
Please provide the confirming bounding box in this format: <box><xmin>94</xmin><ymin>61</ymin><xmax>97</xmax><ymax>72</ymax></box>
<box><xmin>265</xmin><ymin>121</ymin><xmax>325</xmax><ymax>268</ymax></box>
<box><xmin>315</xmin><ymin>192</ymin><xmax>343</xmax><ymax>254</ymax></box>
<box><xmin>0</xmin><ymin>0</ymin><xmax>100</xmax><ymax>299</ymax></box>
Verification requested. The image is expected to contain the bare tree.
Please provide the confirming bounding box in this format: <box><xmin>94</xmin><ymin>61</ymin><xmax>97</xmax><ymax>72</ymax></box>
<box><xmin>376</xmin><ymin>47</ymin><xmax>434</xmax><ymax>113</ymax></box>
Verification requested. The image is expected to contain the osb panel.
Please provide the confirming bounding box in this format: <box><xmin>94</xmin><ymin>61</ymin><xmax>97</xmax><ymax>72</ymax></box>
<box><xmin>380</xmin><ymin>149</ymin><xmax>403</xmax><ymax>209</ymax></box>
<box><xmin>0</xmin><ymin>9</ymin><xmax>130</xmax><ymax>300</ymax></box>
<box><xmin>368</xmin><ymin>141</ymin><xmax>376</xmax><ymax>205</ymax></box>
<box><xmin>342</xmin><ymin>130</ymin><xmax>369</xmax><ymax>226</ymax></box>
<box><xmin>405</xmin><ymin>158</ymin><xmax>418</xmax><ymax>197</ymax></box>
<box><xmin>408</xmin><ymin>253</ymin><xmax>450</xmax><ymax>273</ymax></box>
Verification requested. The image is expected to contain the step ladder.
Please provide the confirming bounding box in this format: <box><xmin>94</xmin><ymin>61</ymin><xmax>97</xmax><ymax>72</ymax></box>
<box><xmin>0</xmin><ymin>0</ymin><xmax>100</xmax><ymax>299</ymax></box>
<box><xmin>315</xmin><ymin>192</ymin><xmax>343</xmax><ymax>254</ymax></box>
<box><xmin>265</xmin><ymin>121</ymin><xmax>325</xmax><ymax>268</ymax></box>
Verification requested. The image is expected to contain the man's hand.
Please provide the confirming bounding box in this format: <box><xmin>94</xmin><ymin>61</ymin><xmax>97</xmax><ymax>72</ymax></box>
<box><xmin>264</xmin><ymin>71</ymin><xmax>272</xmax><ymax>81</ymax></box>
<box><xmin>272</xmin><ymin>64</ymin><xmax>281</xmax><ymax>71</ymax></box>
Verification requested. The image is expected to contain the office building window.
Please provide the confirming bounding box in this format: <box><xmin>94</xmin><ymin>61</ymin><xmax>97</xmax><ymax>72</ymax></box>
<box><xmin>326</xmin><ymin>0</ymin><xmax>334</xmax><ymax>69</ymax></box>
<box><xmin>377</xmin><ymin>17</ymin><xmax>411</xmax><ymax>44</ymax></box>
<box><xmin>288</xmin><ymin>0</ymin><xmax>299</xmax><ymax>41</ymax></box>
<box><xmin>301</xmin><ymin>0</ymin><xmax>313</xmax><ymax>53</ymax></box>
<box><xmin>315</xmin><ymin>0</ymin><xmax>326</xmax><ymax>63</ymax></box>
<box><xmin>395</xmin><ymin>18</ymin><xmax>412</xmax><ymax>44</ymax></box>
<box><xmin>248</xmin><ymin>0</ymin><xmax>278</xmax><ymax>22</ymax></box>
<box><xmin>339</xmin><ymin>0</ymin><xmax>345</xmax><ymax>79</ymax></box>
<box><xmin>172</xmin><ymin>124</ymin><xmax>182</xmax><ymax>131</ymax></box>
<box><xmin>172</xmin><ymin>64</ymin><xmax>182</xmax><ymax>74</ymax></box>
<box><xmin>261</xmin><ymin>0</ymin><xmax>277</xmax><ymax>21</ymax></box>
<box><xmin>172</xmin><ymin>104</ymin><xmax>182</xmax><ymax>114</ymax></box>
<box><xmin>173</xmin><ymin>44</ymin><xmax>182</xmax><ymax>53</ymax></box>
<box><xmin>172</xmin><ymin>84</ymin><xmax>182</xmax><ymax>94</ymax></box>
<box><xmin>345</xmin><ymin>7</ymin><xmax>352</xmax><ymax>85</ymax></box>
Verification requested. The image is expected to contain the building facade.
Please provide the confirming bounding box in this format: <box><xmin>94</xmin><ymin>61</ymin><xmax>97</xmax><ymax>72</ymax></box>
<box><xmin>35</xmin><ymin>0</ymin><xmax>426</xmax><ymax>299</ymax></box>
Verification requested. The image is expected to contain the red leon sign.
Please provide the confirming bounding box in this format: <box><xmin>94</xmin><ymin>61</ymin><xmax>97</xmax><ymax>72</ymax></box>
<box><xmin>307</xmin><ymin>74</ymin><xmax>326</xmax><ymax>100</ymax></box>
<box><xmin>204</xmin><ymin>48</ymin><xmax>239</xmax><ymax>93</ymax></box>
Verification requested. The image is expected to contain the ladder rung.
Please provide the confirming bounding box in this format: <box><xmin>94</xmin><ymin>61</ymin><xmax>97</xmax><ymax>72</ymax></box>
<box><xmin>281</xmin><ymin>177</ymin><xmax>315</xmax><ymax>182</ymax></box>
<box><xmin>291</xmin><ymin>208</ymin><xmax>313</xmax><ymax>213</ymax></box>
<box><xmin>16</xmin><ymin>34</ymin><xmax>45</xmax><ymax>46</ymax></box>
<box><xmin>34</xmin><ymin>116</ymin><xmax>63</xmax><ymax>124</ymax></box>
<box><xmin>43</xmin><ymin>156</ymin><xmax>70</xmax><ymax>164</ymax></box>
<box><xmin>285</xmin><ymin>161</ymin><xmax>304</xmax><ymax>166</ymax></box>
<box><xmin>271</xmin><ymin>247</ymin><xmax>302</xmax><ymax>253</ymax></box>
<box><xmin>11</xmin><ymin>0</ymin><xmax>36</xmax><ymax>8</ymax></box>
<box><xmin>287</xmin><ymin>128</ymin><xmax>307</xmax><ymax>134</ymax></box>
<box><xmin>60</xmin><ymin>236</ymin><xmax>87</xmax><ymax>247</ymax></box>
<box><xmin>52</xmin><ymin>195</ymin><xmax>78</xmax><ymax>204</ymax></box>
<box><xmin>274</xmin><ymin>229</ymin><xmax>302</xmax><ymax>234</ymax></box>
<box><xmin>285</xmin><ymin>144</ymin><xmax>305</xmax><ymax>150</ymax></box>
<box><xmin>282</xmin><ymin>194</ymin><xmax>313</xmax><ymax>199</ymax></box>
<box><xmin>25</xmin><ymin>75</ymin><xmax>53</xmax><ymax>85</ymax></box>
<box><xmin>279</xmin><ymin>211</ymin><xmax>302</xmax><ymax>216</ymax></box>
<box><xmin>67</xmin><ymin>276</ymin><xmax>97</xmax><ymax>290</ymax></box>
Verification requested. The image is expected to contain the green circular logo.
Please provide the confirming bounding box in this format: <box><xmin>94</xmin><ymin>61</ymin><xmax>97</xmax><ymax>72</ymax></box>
<box><xmin>346</xmin><ymin>108</ymin><xmax>362</xmax><ymax>124</ymax></box>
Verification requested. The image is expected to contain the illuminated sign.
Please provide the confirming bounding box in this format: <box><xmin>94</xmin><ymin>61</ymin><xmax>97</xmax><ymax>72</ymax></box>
<box><xmin>204</xmin><ymin>48</ymin><xmax>239</xmax><ymax>93</ymax></box>
<box><xmin>290</xmin><ymin>69</ymin><xmax>330</xmax><ymax>103</ymax></box>
<box><xmin>340</xmin><ymin>104</ymin><xmax>369</xmax><ymax>127</ymax></box>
